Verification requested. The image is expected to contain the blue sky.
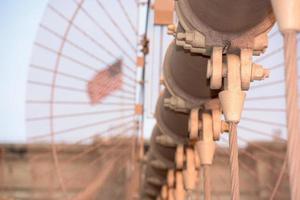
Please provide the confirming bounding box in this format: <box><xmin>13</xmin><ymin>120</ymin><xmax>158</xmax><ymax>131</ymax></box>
<box><xmin>0</xmin><ymin>1</ymin><xmax>48</xmax><ymax>142</ymax></box>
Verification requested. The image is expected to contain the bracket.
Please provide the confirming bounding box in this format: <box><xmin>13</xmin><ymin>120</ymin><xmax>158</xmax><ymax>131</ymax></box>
<box><xmin>188</xmin><ymin>108</ymin><xmax>200</xmax><ymax>140</ymax></box>
<box><xmin>167</xmin><ymin>170</ymin><xmax>175</xmax><ymax>188</ymax></box>
<box><xmin>174</xmin><ymin>145</ymin><xmax>200</xmax><ymax>192</ymax></box>
<box><xmin>175</xmin><ymin>30</ymin><xmax>207</xmax><ymax>54</ymax></box>
<box><xmin>175</xmin><ymin>171</ymin><xmax>186</xmax><ymax>200</ymax></box>
<box><xmin>167</xmin><ymin>170</ymin><xmax>175</xmax><ymax>200</ymax></box>
<box><xmin>164</xmin><ymin>95</ymin><xmax>192</xmax><ymax>113</ymax></box>
<box><xmin>195</xmin><ymin>113</ymin><xmax>216</xmax><ymax>165</ymax></box>
<box><xmin>207</xmin><ymin>50</ymin><xmax>269</xmax><ymax>122</ymax></box>
<box><xmin>160</xmin><ymin>185</ymin><xmax>168</xmax><ymax>200</ymax></box>
<box><xmin>183</xmin><ymin>148</ymin><xmax>198</xmax><ymax>191</ymax></box>
<box><xmin>207</xmin><ymin>48</ymin><xmax>269</xmax><ymax>90</ymax></box>
<box><xmin>188</xmin><ymin>102</ymin><xmax>229</xmax><ymax>141</ymax></box>
<box><xmin>175</xmin><ymin>145</ymin><xmax>185</xmax><ymax>169</ymax></box>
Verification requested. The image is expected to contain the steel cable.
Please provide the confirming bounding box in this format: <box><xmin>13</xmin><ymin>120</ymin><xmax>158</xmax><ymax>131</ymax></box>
<box><xmin>229</xmin><ymin>123</ymin><xmax>240</xmax><ymax>200</ymax></box>
<box><xmin>283</xmin><ymin>31</ymin><xmax>300</xmax><ymax>200</ymax></box>
<box><xmin>203</xmin><ymin>165</ymin><xmax>212</xmax><ymax>200</ymax></box>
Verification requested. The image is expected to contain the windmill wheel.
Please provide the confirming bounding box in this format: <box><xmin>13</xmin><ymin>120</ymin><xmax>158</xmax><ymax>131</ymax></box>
<box><xmin>26</xmin><ymin>0</ymin><xmax>141</xmax><ymax>199</ymax></box>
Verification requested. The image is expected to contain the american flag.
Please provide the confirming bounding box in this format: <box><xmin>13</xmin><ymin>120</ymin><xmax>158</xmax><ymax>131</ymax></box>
<box><xmin>87</xmin><ymin>59</ymin><xmax>123</xmax><ymax>104</ymax></box>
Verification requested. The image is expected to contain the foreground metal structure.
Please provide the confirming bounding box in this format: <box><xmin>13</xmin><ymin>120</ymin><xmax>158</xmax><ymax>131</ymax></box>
<box><xmin>22</xmin><ymin>0</ymin><xmax>300</xmax><ymax>199</ymax></box>
<box><xmin>142</xmin><ymin>0</ymin><xmax>300</xmax><ymax>199</ymax></box>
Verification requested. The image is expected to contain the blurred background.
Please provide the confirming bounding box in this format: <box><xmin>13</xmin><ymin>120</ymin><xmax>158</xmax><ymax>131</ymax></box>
<box><xmin>0</xmin><ymin>0</ymin><xmax>48</xmax><ymax>143</ymax></box>
<box><xmin>0</xmin><ymin>0</ymin><xmax>299</xmax><ymax>199</ymax></box>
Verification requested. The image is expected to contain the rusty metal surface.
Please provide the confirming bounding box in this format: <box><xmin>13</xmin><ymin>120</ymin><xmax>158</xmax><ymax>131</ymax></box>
<box><xmin>163</xmin><ymin>41</ymin><xmax>219</xmax><ymax>105</ymax></box>
<box><xmin>186</xmin><ymin>0</ymin><xmax>272</xmax><ymax>34</ymax></box>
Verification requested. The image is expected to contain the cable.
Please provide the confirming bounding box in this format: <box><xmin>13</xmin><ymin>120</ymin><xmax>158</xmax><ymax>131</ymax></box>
<box><xmin>203</xmin><ymin>165</ymin><xmax>212</xmax><ymax>200</ymax></box>
<box><xmin>229</xmin><ymin>123</ymin><xmax>240</xmax><ymax>200</ymax></box>
<box><xmin>283</xmin><ymin>31</ymin><xmax>300</xmax><ymax>200</ymax></box>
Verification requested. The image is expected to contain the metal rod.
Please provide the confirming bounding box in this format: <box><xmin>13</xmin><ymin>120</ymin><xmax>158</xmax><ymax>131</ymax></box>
<box><xmin>27</xmin><ymin>108</ymin><xmax>134</xmax><ymax>122</ymax></box>
<box><xmin>72</xmin><ymin>0</ymin><xmax>137</xmax><ymax>63</ymax></box>
<box><xmin>95</xmin><ymin>0</ymin><xmax>136</xmax><ymax>51</ymax></box>
<box><xmin>238</xmin><ymin>126</ymin><xmax>286</xmax><ymax>140</ymax></box>
<box><xmin>241</xmin><ymin>117</ymin><xmax>286</xmax><ymax>127</ymax></box>
<box><xmin>48</xmin><ymin>4</ymin><xmax>137</xmax><ymax>70</ymax></box>
<box><xmin>28</xmin><ymin>114</ymin><xmax>135</xmax><ymax>140</ymax></box>
<box><xmin>117</xmin><ymin>0</ymin><xmax>139</xmax><ymax>36</ymax></box>
<box><xmin>246</xmin><ymin>95</ymin><xmax>285</xmax><ymax>101</ymax></box>
<box><xmin>26</xmin><ymin>100</ymin><xmax>135</xmax><ymax>106</ymax></box>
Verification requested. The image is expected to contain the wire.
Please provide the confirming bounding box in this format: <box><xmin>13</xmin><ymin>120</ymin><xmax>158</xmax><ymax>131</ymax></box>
<box><xmin>229</xmin><ymin>123</ymin><xmax>240</xmax><ymax>200</ymax></box>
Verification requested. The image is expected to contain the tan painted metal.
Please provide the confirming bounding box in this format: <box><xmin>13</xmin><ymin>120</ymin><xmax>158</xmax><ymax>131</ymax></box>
<box><xmin>143</xmin><ymin>1</ymin><xmax>276</xmax><ymax>199</ymax></box>
<box><xmin>137</xmin><ymin>56</ymin><xmax>145</xmax><ymax>68</ymax></box>
<box><xmin>153</xmin><ymin>0</ymin><xmax>174</xmax><ymax>25</ymax></box>
<box><xmin>271</xmin><ymin>0</ymin><xmax>300</xmax><ymax>32</ymax></box>
<box><xmin>183</xmin><ymin>148</ymin><xmax>198</xmax><ymax>191</ymax></box>
<box><xmin>175</xmin><ymin>171</ymin><xmax>186</xmax><ymax>200</ymax></box>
